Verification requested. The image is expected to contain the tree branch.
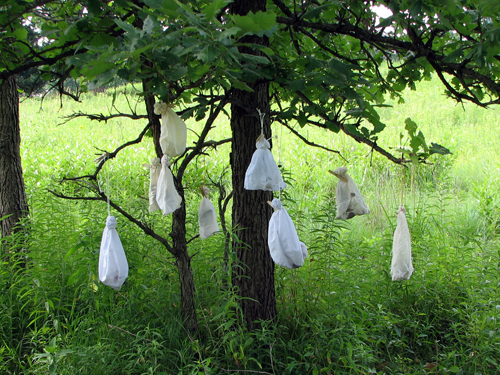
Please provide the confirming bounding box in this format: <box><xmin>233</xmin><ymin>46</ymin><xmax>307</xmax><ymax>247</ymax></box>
<box><xmin>274</xmin><ymin>118</ymin><xmax>347</xmax><ymax>161</ymax></box>
<box><xmin>49</xmin><ymin>188</ymin><xmax>173</xmax><ymax>252</ymax></box>
<box><xmin>62</xmin><ymin>122</ymin><xmax>151</xmax><ymax>182</ymax></box>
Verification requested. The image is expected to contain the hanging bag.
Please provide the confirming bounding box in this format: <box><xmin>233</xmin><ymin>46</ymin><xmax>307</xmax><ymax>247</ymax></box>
<box><xmin>98</xmin><ymin>216</ymin><xmax>129</xmax><ymax>291</ymax></box>
<box><xmin>143</xmin><ymin>157</ymin><xmax>161</xmax><ymax>213</ymax></box>
<box><xmin>330</xmin><ymin>167</ymin><xmax>370</xmax><ymax>220</ymax></box>
<box><xmin>156</xmin><ymin>155</ymin><xmax>182</xmax><ymax>215</ymax></box>
<box><xmin>198</xmin><ymin>187</ymin><xmax>220</xmax><ymax>239</ymax></box>
<box><xmin>244</xmin><ymin>135</ymin><xmax>286</xmax><ymax>191</ymax></box>
<box><xmin>268</xmin><ymin>198</ymin><xmax>307</xmax><ymax>269</ymax></box>
<box><xmin>391</xmin><ymin>206</ymin><xmax>414</xmax><ymax>281</ymax></box>
<box><xmin>154</xmin><ymin>102</ymin><xmax>187</xmax><ymax>157</ymax></box>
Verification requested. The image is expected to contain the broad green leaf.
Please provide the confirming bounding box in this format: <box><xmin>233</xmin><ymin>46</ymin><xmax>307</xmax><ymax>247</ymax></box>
<box><xmin>429</xmin><ymin>142</ymin><xmax>452</xmax><ymax>155</ymax></box>
<box><xmin>231</xmin><ymin>80</ymin><xmax>253</xmax><ymax>92</ymax></box>
<box><xmin>443</xmin><ymin>47</ymin><xmax>463</xmax><ymax>63</ymax></box>
<box><xmin>231</xmin><ymin>10</ymin><xmax>277</xmax><ymax>37</ymax></box>
<box><xmin>202</xmin><ymin>0</ymin><xmax>227</xmax><ymax>21</ymax></box>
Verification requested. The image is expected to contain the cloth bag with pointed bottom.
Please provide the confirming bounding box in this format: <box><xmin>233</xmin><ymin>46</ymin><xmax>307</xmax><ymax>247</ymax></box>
<box><xmin>144</xmin><ymin>157</ymin><xmax>161</xmax><ymax>213</ymax></box>
<box><xmin>198</xmin><ymin>187</ymin><xmax>220</xmax><ymax>239</ymax></box>
<box><xmin>332</xmin><ymin>166</ymin><xmax>370</xmax><ymax>220</ymax></box>
<box><xmin>391</xmin><ymin>206</ymin><xmax>414</xmax><ymax>281</ymax></box>
<box><xmin>244</xmin><ymin>137</ymin><xmax>286</xmax><ymax>191</ymax></box>
<box><xmin>154</xmin><ymin>102</ymin><xmax>187</xmax><ymax>157</ymax></box>
<box><xmin>156</xmin><ymin>155</ymin><xmax>182</xmax><ymax>215</ymax></box>
<box><xmin>98</xmin><ymin>216</ymin><xmax>129</xmax><ymax>291</ymax></box>
<box><xmin>268</xmin><ymin>198</ymin><xmax>307</xmax><ymax>269</ymax></box>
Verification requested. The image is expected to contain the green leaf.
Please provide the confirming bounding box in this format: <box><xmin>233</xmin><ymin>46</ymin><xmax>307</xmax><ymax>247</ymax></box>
<box><xmin>232</xmin><ymin>80</ymin><xmax>253</xmax><ymax>92</ymax></box>
<box><xmin>231</xmin><ymin>10</ymin><xmax>277</xmax><ymax>37</ymax></box>
<box><xmin>302</xmin><ymin>4</ymin><xmax>330</xmax><ymax>20</ymax></box>
<box><xmin>429</xmin><ymin>142</ymin><xmax>452</xmax><ymax>155</ymax></box>
<box><xmin>444</xmin><ymin>47</ymin><xmax>463</xmax><ymax>63</ymax></box>
<box><xmin>202</xmin><ymin>0</ymin><xmax>227</xmax><ymax>21</ymax></box>
<box><xmin>114</xmin><ymin>19</ymin><xmax>138</xmax><ymax>36</ymax></box>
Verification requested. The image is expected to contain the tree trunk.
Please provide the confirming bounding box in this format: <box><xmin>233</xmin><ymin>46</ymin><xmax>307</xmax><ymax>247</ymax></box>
<box><xmin>229</xmin><ymin>0</ymin><xmax>277</xmax><ymax>329</ymax></box>
<box><xmin>142</xmin><ymin>78</ymin><xmax>198</xmax><ymax>332</ymax></box>
<box><xmin>0</xmin><ymin>76</ymin><xmax>29</xmax><ymax>240</ymax></box>
<box><xmin>171</xmin><ymin>184</ymin><xmax>199</xmax><ymax>333</ymax></box>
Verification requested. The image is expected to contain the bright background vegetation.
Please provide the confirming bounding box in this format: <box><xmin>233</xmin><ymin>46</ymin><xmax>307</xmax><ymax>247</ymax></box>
<box><xmin>2</xmin><ymin>76</ymin><xmax>500</xmax><ymax>374</ymax></box>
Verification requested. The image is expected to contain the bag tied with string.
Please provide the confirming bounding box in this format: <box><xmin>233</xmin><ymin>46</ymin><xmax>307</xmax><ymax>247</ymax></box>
<box><xmin>244</xmin><ymin>136</ymin><xmax>286</xmax><ymax>191</ymax></box>
<box><xmin>391</xmin><ymin>206</ymin><xmax>414</xmax><ymax>281</ymax></box>
<box><xmin>156</xmin><ymin>155</ymin><xmax>182</xmax><ymax>215</ymax></box>
<box><xmin>268</xmin><ymin>198</ymin><xmax>307</xmax><ymax>269</ymax></box>
<box><xmin>144</xmin><ymin>157</ymin><xmax>161</xmax><ymax>213</ymax></box>
<box><xmin>331</xmin><ymin>167</ymin><xmax>370</xmax><ymax>220</ymax></box>
<box><xmin>99</xmin><ymin>216</ymin><xmax>129</xmax><ymax>291</ymax></box>
<box><xmin>198</xmin><ymin>187</ymin><xmax>220</xmax><ymax>239</ymax></box>
<box><xmin>154</xmin><ymin>102</ymin><xmax>187</xmax><ymax>157</ymax></box>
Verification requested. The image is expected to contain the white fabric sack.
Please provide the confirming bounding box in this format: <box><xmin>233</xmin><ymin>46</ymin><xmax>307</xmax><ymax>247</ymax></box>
<box><xmin>144</xmin><ymin>157</ymin><xmax>161</xmax><ymax>213</ymax></box>
<box><xmin>98</xmin><ymin>216</ymin><xmax>129</xmax><ymax>291</ymax></box>
<box><xmin>268</xmin><ymin>198</ymin><xmax>307</xmax><ymax>269</ymax></box>
<box><xmin>154</xmin><ymin>102</ymin><xmax>187</xmax><ymax>157</ymax></box>
<box><xmin>391</xmin><ymin>206</ymin><xmax>414</xmax><ymax>281</ymax></box>
<box><xmin>244</xmin><ymin>137</ymin><xmax>286</xmax><ymax>191</ymax></box>
<box><xmin>333</xmin><ymin>166</ymin><xmax>370</xmax><ymax>220</ymax></box>
<box><xmin>198</xmin><ymin>188</ymin><xmax>219</xmax><ymax>239</ymax></box>
<box><xmin>156</xmin><ymin>155</ymin><xmax>182</xmax><ymax>215</ymax></box>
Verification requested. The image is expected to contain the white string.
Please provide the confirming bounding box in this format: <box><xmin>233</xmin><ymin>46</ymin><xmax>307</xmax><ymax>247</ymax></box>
<box><xmin>257</xmin><ymin>108</ymin><xmax>265</xmax><ymax>135</ymax></box>
<box><xmin>105</xmin><ymin>158</ymin><xmax>111</xmax><ymax>217</ymax></box>
<box><xmin>279</xmin><ymin>119</ymin><xmax>283</xmax><ymax>201</ymax></box>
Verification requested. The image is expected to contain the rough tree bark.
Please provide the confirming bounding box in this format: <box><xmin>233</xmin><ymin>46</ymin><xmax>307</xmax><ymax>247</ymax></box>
<box><xmin>0</xmin><ymin>76</ymin><xmax>29</xmax><ymax>240</ymax></box>
<box><xmin>229</xmin><ymin>0</ymin><xmax>277</xmax><ymax>328</ymax></box>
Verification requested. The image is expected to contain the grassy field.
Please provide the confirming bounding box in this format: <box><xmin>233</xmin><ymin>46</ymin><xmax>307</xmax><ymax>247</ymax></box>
<box><xmin>2</xmin><ymin>76</ymin><xmax>500</xmax><ymax>374</ymax></box>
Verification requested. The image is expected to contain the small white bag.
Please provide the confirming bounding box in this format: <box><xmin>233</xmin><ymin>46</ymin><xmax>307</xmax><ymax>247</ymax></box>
<box><xmin>198</xmin><ymin>187</ymin><xmax>219</xmax><ymax>239</ymax></box>
<box><xmin>98</xmin><ymin>216</ymin><xmax>129</xmax><ymax>291</ymax></box>
<box><xmin>391</xmin><ymin>206</ymin><xmax>414</xmax><ymax>281</ymax></box>
<box><xmin>244</xmin><ymin>136</ymin><xmax>286</xmax><ymax>191</ymax></box>
<box><xmin>156</xmin><ymin>155</ymin><xmax>182</xmax><ymax>215</ymax></box>
<box><xmin>268</xmin><ymin>198</ymin><xmax>307</xmax><ymax>269</ymax></box>
<box><xmin>144</xmin><ymin>157</ymin><xmax>161</xmax><ymax>213</ymax></box>
<box><xmin>154</xmin><ymin>102</ymin><xmax>187</xmax><ymax>157</ymax></box>
<box><xmin>331</xmin><ymin>167</ymin><xmax>370</xmax><ymax>220</ymax></box>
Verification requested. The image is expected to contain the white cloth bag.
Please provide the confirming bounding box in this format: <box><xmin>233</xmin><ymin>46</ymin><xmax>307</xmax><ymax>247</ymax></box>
<box><xmin>332</xmin><ymin>167</ymin><xmax>370</xmax><ymax>220</ymax></box>
<box><xmin>156</xmin><ymin>155</ymin><xmax>182</xmax><ymax>215</ymax></box>
<box><xmin>144</xmin><ymin>157</ymin><xmax>161</xmax><ymax>213</ymax></box>
<box><xmin>391</xmin><ymin>206</ymin><xmax>414</xmax><ymax>281</ymax></box>
<box><xmin>98</xmin><ymin>216</ymin><xmax>129</xmax><ymax>291</ymax></box>
<box><xmin>244</xmin><ymin>137</ymin><xmax>286</xmax><ymax>191</ymax></box>
<box><xmin>154</xmin><ymin>102</ymin><xmax>187</xmax><ymax>157</ymax></box>
<box><xmin>198</xmin><ymin>188</ymin><xmax>219</xmax><ymax>239</ymax></box>
<box><xmin>268</xmin><ymin>198</ymin><xmax>307</xmax><ymax>269</ymax></box>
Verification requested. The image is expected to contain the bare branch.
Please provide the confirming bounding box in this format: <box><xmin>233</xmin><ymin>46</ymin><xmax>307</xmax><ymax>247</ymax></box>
<box><xmin>59</xmin><ymin>111</ymin><xmax>148</xmax><ymax>125</ymax></box>
<box><xmin>62</xmin><ymin>122</ymin><xmax>151</xmax><ymax>182</ymax></box>
<box><xmin>49</xmin><ymin>188</ymin><xmax>174</xmax><ymax>253</ymax></box>
<box><xmin>275</xmin><ymin>117</ymin><xmax>347</xmax><ymax>162</ymax></box>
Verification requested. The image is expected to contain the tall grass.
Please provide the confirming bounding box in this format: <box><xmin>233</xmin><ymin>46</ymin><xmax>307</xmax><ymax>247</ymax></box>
<box><xmin>1</xmin><ymin>77</ymin><xmax>499</xmax><ymax>374</ymax></box>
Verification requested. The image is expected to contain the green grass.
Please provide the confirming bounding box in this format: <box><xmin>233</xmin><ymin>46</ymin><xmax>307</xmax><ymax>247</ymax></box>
<box><xmin>1</xmin><ymin>77</ymin><xmax>500</xmax><ymax>374</ymax></box>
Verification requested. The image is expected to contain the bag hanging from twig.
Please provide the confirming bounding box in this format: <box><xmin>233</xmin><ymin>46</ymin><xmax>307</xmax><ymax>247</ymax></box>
<box><xmin>154</xmin><ymin>102</ymin><xmax>187</xmax><ymax>157</ymax></box>
<box><xmin>198</xmin><ymin>187</ymin><xmax>220</xmax><ymax>239</ymax></box>
<box><xmin>391</xmin><ymin>206</ymin><xmax>414</xmax><ymax>281</ymax></box>
<box><xmin>244</xmin><ymin>136</ymin><xmax>286</xmax><ymax>191</ymax></box>
<box><xmin>143</xmin><ymin>157</ymin><xmax>161</xmax><ymax>213</ymax></box>
<box><xmin>268</xmin><ymin>198</ymin><xmax>307</xmax><ymax>269</ymax></box>
<box><xmin>98</xmin><ymin>216</ymin><xmax>129</xmax><ymax>291</ymax></box>
<box><xmin>156</xmin><ymin>155</ymin><xmax>182</xmax><ymax>215</ymax></box>
<box><xmin>331</xmin><ymin>167</ymin><xmax>370</xmax><ymax>220</ymax></box>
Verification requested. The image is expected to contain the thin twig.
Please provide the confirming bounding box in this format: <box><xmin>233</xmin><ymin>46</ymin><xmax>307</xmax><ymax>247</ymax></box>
<box><xmin>276</xmin><ymin>118</ymin><xmax>348</xmax><ymax>162</ymax></box>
